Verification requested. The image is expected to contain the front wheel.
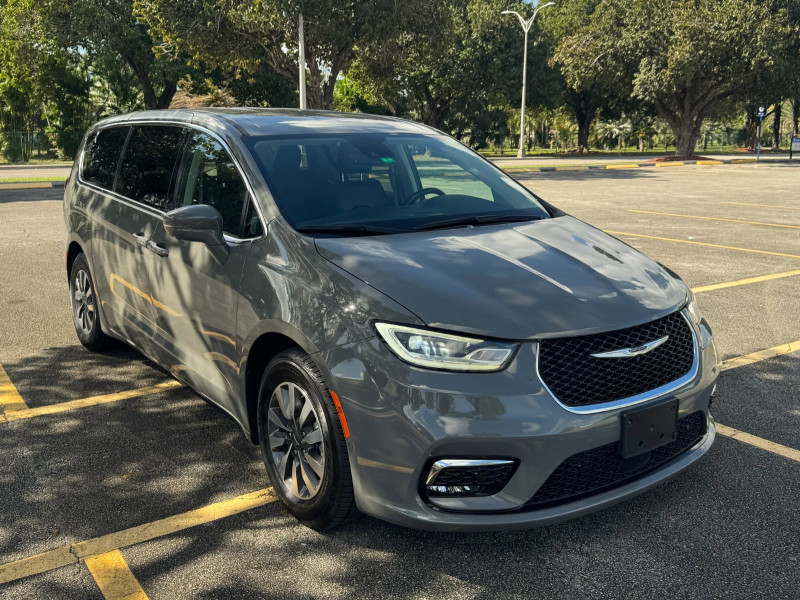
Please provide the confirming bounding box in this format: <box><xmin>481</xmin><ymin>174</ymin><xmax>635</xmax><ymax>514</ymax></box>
<box><xmin>69</xmin><ymin>253</ymin><xmax>113</xmax><ymax>351</ymax></box>
<box><xmin>257</xmin><ymin>348</ymin><xmax>357</xmax><ymax>530</ymax></box>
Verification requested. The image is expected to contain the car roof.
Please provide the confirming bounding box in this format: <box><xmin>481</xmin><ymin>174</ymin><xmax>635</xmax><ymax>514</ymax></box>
<box><xmin>94</xmin><ymin>108</ymin><xmax>439</xmax><ymax>137</ymax></box>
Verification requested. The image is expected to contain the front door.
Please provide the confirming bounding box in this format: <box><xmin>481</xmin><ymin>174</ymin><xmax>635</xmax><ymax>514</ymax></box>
<box><xmin>146</xmin><ymin>130</ymin><xmax>263</xmax><ymax>412</ymax></box>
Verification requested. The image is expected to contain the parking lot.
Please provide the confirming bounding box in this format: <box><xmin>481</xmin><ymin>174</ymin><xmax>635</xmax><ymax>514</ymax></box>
<box><xmin>1</xmin><ymin>163</ymin><xmax>798</xmax><ymax>599</ymax></box>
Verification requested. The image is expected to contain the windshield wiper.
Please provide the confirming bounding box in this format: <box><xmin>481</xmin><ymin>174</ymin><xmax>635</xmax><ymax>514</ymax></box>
<box><xmin>295</xmin><ymin>224</ymin><xmax>404</xmax><ymax>236</ymax></box>
<box><xmin>413</xmin><ymin>213</ymin><xmax>546</xmax><ymax>232</ymax></box>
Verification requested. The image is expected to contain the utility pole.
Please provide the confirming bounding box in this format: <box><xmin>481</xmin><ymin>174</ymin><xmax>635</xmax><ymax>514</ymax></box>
<box><xmin>502</xmin><ymin>2</ymin><xmax>554</xmax><ymax>158</ymax></box>
<box><xmin>298</xmin><ymin>14</ymin><xmax>307</xmax><ymax>110</ymax></box>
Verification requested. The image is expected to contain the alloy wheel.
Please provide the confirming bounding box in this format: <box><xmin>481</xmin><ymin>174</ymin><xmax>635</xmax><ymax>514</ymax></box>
<box><xmin>267</xmin><ymin>381</ymin><xmax>326</xmax><ymax>500</ymax></box>
<box><xmin>73</xmin><ymin>269</ymin><xmax>95</xmax><ymax>336</ymax></box>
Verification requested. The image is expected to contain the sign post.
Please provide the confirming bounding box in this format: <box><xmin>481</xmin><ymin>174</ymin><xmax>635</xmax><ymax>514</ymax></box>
<box><xmin>791</xmin><ymin>136</ymin><xmax>800</xmax><ymax>160</ymax></box>
<box><xmin>756</xmin><ymin>106</ymin><xmax>766</xmax><ymax>161</ymax></box>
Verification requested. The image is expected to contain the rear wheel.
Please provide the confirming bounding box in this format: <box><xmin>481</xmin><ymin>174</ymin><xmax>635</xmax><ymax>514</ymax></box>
<box><xmin>257</xmin><ymin>348</ymin><xmax>357</xmax><ymax>530</ymax></box>
<box><xmin>69</xmin><ymin>253</ymin><xmax>113</xmax><ymax>351</ymax></box>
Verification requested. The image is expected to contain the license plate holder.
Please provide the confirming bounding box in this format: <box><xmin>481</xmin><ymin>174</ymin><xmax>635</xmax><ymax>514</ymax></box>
<box><xmin>620</xmin><ymin>399</ymin><xmax>678</xmax><ymax>459</ymax></box>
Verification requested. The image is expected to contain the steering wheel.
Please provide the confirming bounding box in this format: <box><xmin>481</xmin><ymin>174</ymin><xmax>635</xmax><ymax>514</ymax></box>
<box><xmin>404</xmin><ymin>187</ymin><xmax>445</xmax><ymax>206</ymax></box>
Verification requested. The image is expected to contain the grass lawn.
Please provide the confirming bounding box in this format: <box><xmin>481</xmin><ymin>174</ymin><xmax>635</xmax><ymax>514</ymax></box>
<box><xmin>478</xmin><ymin>145</ymin><xmax>751</xmax><ymax>157</ymax></box>
<box><xmin>0</xmin><ymin>157</ymin><xmax>73</xmax><ymax>166</ymax></box>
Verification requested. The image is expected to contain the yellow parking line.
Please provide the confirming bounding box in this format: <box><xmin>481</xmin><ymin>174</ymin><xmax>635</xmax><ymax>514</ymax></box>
<box><xmin>720</xmin><ymin>340</ymin><xmax>800</xmax><ymax>371</ymax></box>
<box><xmin>3</xmin><ymin>380</ymin><xmax>184</xmax><ymax>422</ymax></box>
<box><xmin>692</xmin><ymin>270</ymin><xmax>800</xmax><ymax>294</ymax></box>
<box><xmin>721</xmin><ymin>201</ymin><xmax>800</xmax><ymax>211</ymax></box>
<box><xmin>716</xmin><ymin>424</ymin><xmax>800</xmax><ymax>463</ymax></box>
<box><xmin>697</xmin><ymin>160</ymin><xmax>724</xmax><ymax>165</ymax></box>
<box><xmin>0</xmin><ymin>361</ymin><xmax>28</xmax><ymax>416</ymax></box>
<box><xmin>628</xmin><ymin>210</ymin><xmax>800</xmax><ymax>230</ymax></box>
<box><xmin>0</xmin><ymin>489</ymin><xmax>277</xmax><ymax>585</ymax></box>
<box><xmin>655</xmin><ymin>162</ymin><xmax>685</xmax><ymax>167</ymax></box>
<box><xmin>605</xmin><ymin>231</ymin><xmax>800</xmax><ymax>260</ymax></box>
<box><xmin>85</xmin><ymin>550</ymin><xmax>149</xmax><ymax>600</ymax></box>
<box><xmin>606</xmin><ymin>164</ymin><xmax>640</xmax><ymax>169</ymax></box>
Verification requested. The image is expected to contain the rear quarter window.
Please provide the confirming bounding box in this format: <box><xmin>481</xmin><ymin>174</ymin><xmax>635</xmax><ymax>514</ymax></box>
<box><xmin>81</xmin><ymin>127</ymin><xmax>129</xmax><ymax>190</ymax></box>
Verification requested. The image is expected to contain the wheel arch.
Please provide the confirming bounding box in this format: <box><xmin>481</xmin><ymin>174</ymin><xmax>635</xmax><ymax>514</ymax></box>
<box><xmin>66</xmin><ymin>240</ymin><xmax>84</xmax><ymax>281</ymax></box>
<box><xmin>242</xmin><ymin>329</ymin><xmax>316</xmax><ymax>444</ymax></box>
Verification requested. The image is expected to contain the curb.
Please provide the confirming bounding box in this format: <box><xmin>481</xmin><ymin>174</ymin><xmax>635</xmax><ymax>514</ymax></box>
<box><xmin>0</xmin><ymin>181</ymin><xmax>65</xmax><ymax>191</ymax></box>
<box><xmin>503</xmin><ymin>157</ymin><xmax>795</xmax><ymax>174</ymax></box>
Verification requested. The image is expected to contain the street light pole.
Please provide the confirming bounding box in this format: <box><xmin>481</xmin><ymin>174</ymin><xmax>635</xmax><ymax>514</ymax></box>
<box><xmin>503</xmin><ymin>2</ymin><xmax>554</xmax><ymax>158</ymax></box>
<box><xmin>298</xmin><ymin>13</ymin><xmax>307</xmax><ymax>110</ymax></box>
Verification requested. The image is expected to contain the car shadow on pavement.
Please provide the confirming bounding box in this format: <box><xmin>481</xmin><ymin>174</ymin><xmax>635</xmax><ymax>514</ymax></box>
<box><xmin>2</xmin><ymin>344</ymin><xmax>170</xmax><ymax>408</ymax></box>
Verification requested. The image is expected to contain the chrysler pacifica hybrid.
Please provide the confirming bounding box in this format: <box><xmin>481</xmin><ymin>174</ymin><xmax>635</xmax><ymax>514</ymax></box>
<box><xmin>64</xmin><ymin>109</ymin><xmax>718</xmax><ymax>530</ymax></box>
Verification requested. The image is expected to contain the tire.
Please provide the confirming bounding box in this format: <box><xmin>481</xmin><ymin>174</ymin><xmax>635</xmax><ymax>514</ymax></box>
<box><xmin>69</xmin><ymin>253</ymin><xmax>113</xmax><ymax>352</ymax></box>
<box><xmin>257</xmin><ymin>348</ymin><xmax>357</xmax><ymax>530</ymax></box>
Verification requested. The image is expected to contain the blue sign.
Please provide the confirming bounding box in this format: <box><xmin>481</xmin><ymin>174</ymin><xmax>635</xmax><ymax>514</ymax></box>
<box><xmin>757</xmin><ymin>106</ymin><xmax>766</xmax><ymax>117</ymax></box>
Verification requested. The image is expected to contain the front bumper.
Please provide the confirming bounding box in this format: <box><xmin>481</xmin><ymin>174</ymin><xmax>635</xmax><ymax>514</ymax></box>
<box><xmin>317</xmin><ymin>320</ymin><xmax>719</xmax><ymax>532</ymax></box>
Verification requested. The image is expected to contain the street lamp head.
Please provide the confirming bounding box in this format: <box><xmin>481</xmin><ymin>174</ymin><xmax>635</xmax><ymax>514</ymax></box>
<box><xmin>501</xmin><ymin>10</ymin><xmax>513</xmax><ymax>14</ymax></box>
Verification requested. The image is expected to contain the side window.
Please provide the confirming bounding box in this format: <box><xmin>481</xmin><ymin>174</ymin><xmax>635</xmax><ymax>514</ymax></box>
<box><xmin>177</xmin><ymin>132</ymin><xmax>259</xmax><ymax>238</ymax></box>
<box><xmin>82</xmin><ymin>127</ymin><xmax>128</xmax><ymax>189</ymax></box>
<box><xmin>116</xmin><ymin>126</ymin><xmax>185</xmax><ymax>210</ymax></box>
<box><xmin>410</xmin><ymin>144</ymin><xmax>494</xmax><ymax>202</ymax></box>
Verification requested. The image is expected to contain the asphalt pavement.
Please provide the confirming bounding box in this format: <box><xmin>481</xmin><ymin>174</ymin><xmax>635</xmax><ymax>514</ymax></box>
<box><xmin>0</xmin><ymin>162</ymin><xmax>798</xmax><ymax>599</ymax></box>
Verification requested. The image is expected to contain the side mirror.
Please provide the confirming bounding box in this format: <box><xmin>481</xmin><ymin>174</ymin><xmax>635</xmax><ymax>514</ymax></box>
<box><xmin>163</xmin><ymin>204</ymin><xmax>230</xmax><ymax>264</ymax></box>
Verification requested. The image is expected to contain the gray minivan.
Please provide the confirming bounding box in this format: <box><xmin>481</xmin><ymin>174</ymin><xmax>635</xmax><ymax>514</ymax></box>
<box><xmin>64</xmin><ymin>109</ymin><xmax>717</xmax><ymax>531</ymax></box>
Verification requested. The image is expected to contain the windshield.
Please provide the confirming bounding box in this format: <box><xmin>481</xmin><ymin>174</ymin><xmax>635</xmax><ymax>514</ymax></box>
<box><xmin>245</xmin><ymin>133</ymin><xmax>551</xmax><ymax>234</ymax></box>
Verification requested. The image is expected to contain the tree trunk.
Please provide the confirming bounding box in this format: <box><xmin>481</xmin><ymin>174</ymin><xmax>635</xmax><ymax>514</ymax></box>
<box><xmin>126</xmin><ymin>56</ymin><xmax>177</xmax><ymax>110</ymax></box>
<box><xmin>573</xmin><ymin>107</ymin><xmax>595</xmax><ymax>154</ymax></box>
<box><xmin>744</xmin><ymin>112</ymin><xmax>758</xmax><ymax>150</ymax></box>
<box><xmin>772</xmin><ymin>103</ymin><xmax>782</xmax><ymax>150</ymax></box>
<box><xmin>672</xmin><ymin>120</ymin><xmax>701</xmax><ymax>157</ymax></box>
<box><xmin>793</xmin><ymin>98</ymin><xmax>800</xmax><ymax>136</ymax></box>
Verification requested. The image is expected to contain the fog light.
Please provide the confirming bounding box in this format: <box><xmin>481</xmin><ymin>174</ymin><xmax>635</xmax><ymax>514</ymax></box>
<box><xmin>423</xmin><ymin>458</ymin><xmax>518</xmax><ymax>498</ymax></box>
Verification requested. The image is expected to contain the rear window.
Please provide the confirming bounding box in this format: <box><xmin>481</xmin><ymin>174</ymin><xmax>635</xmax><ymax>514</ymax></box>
<box><xmin>116</xmin><ymin>126</ymin><xmax>186</xmax><ymax>210</ymax></box>
<box><xmin>81</xmin><ymin>127</ymin><xmax>129</xmax><ymax>189</ymax></box>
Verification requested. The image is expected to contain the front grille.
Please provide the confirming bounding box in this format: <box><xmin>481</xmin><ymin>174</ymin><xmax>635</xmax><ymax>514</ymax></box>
<box><xmin>524</xmin><ymin>411</ymin><xmax>706</xmax><ymax>509</ymax></box>
<box><xmin>538</xmin><ymin>311</ymin><xmax>695</xmax><ymax>408</ymax></box>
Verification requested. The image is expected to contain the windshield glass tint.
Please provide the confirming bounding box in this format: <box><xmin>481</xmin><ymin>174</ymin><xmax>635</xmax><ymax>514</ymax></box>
<box><xmin>245</xmin><ymin>133</ymin><xmax>549</xmax><ymax>232</ymax></box>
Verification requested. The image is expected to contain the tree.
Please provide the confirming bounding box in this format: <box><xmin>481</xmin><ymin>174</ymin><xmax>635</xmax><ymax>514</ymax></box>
<box><xmin>347</xmin><ymin>0</ymin><xmax>559</xmax><ymax>146</ymax></box>
<box><xmin>546</xmin><ymin>0</ymin><xmax>613</xmax><ymax>154</ymax></box>
<box><xmin>33</xmin><ymin>0</ymin><xmax>190</xmax><ymax>110</ymax></box>
<box><xmin>0</xmin><ymin>0</ymin><xmax>95</xmax><ymax>159</ymax></box>
<box><xmin>135</xmin><ymin>0</ymin><xmax>428</xmax><ymax>110</ymax></box>
<box><xmin>555</xmin><ymin>0</ymin><xmax>796</xmax><ymax>157</ymax></box>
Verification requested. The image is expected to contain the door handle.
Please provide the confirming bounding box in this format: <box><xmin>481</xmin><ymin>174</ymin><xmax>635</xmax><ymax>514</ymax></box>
<box><xmin>132</xmin><ymin>232</ymin><xmax>148</xmax><ymax>247</ymax></box>
<box><xmin>146</xmin><ymin>240</ymin><xmax>169</xmax><ymax>257</ymax></box>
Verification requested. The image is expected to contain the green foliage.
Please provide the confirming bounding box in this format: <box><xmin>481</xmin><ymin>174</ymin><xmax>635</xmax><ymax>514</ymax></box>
<box><xmin>344</xmin><ymin>0</ymin><xmax>560</xmax><ymax>148</ymax></box>
<box><xmin>554</xmin><ymin>0</ymin><xmax>798</xmax><ymax>156</ymax></box>
<box><xmin>333</xmin><ymin>76</ymin><xmax>386</xmax><ymax>114</ymax></box>
<box><xmin>134</xmin><ymin>0</ymin><xmax>427</xmax><ymax>109</ymax></box>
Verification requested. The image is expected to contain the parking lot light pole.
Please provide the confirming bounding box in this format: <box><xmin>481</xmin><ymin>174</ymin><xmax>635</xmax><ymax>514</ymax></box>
<box><xmin>503</xmin><ymin>2</ymin><xmax>554</xmax><ymax>158</ymax></box>
<box><xmin>298</xmin><ymin>13</ymin><xmax>307</xmax><ymax>110</ymax></box>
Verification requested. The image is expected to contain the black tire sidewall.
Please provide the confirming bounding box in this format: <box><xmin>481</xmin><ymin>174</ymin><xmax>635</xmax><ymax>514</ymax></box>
<box><xmin>257</xmin><ymin>352</ymin><xmax>349</xmax><ymax>527</ymax></box>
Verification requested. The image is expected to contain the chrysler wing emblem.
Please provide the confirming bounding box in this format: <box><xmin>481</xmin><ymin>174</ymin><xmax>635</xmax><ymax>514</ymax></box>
<box><xmin>591</xmin><ymin>335</ymin><xmax>669</xmax><ymax>359</ymax></box>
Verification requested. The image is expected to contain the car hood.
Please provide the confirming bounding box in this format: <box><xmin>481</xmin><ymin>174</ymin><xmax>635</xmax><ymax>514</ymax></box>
<box><xmin>314</xmin><ymin>216</ymin><xmax>687</xmax><ymax>340</ymax></box>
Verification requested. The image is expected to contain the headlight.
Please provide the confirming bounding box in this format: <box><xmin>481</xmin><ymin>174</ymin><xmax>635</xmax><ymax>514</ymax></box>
<box><xmin>685</xmin><ymin>290</ymin><xmax>702</xmax><ymax>323</ymax></box>
<box><xmin>374</xmin><ymin>323</ymin><xmax>518</xmax><ymax>372</ymax></box>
